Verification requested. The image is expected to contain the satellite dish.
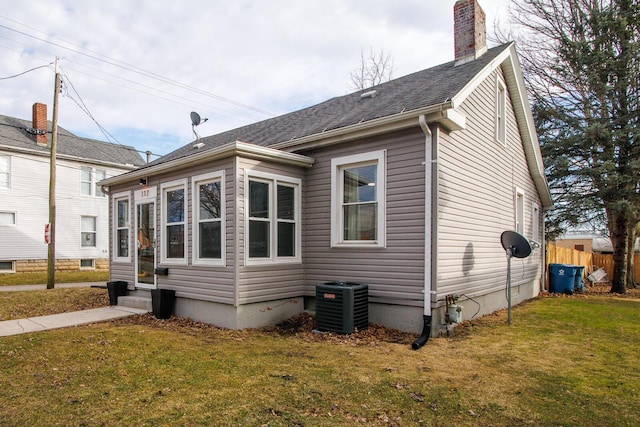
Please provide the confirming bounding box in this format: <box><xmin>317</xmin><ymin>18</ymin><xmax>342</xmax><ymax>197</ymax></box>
<box><xmin>190</xmin><ymin>111</ymin><xmax>201</xmax><ymax>126</ymax></box>
<box><xmin>500</xmin><ymin>231</ymin><xmax>532</xmax><ymax>325</ymax></box>
<box><xmin>501</xmin><ymin>231</ymin><xmax>532</xmax><ymax>258</ymax></box>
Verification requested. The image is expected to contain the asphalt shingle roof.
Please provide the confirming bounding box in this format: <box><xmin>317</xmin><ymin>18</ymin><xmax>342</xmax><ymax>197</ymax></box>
<box><xmin>150</xmin><ymin>43</ymin><xmax>511</xmax><ymax>168</ymax></box>
<box><xmin>0</xmin><ymin>114</ymin><xmax>145</xmax><ymax>167</ymax></box>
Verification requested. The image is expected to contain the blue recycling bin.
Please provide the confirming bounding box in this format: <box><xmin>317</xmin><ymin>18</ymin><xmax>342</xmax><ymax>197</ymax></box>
<box><xmin>573</xmin><ymin>266</ymin><xmax>585</xmax><ymax>293</ymax></box>
<box><xmin>549</xmin><ymin>263</ymin><xmax>577</xmax><ymax>294</ymax></box>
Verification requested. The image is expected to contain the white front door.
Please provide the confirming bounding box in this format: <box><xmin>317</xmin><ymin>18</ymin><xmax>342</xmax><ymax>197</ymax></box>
<box><xmin>135</xmin><ymin>197</ymin><xmax>156</xmax><ymax>289</ymax></box>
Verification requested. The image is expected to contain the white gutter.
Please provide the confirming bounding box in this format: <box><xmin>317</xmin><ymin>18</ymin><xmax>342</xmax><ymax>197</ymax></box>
<box><xmin>100</xmin><ymin>140</ymin><xmax>315</xmax><ymax>187</ymax></box>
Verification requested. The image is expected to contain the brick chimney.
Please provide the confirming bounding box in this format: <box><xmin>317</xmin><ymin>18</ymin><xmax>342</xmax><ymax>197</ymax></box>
<box><xmin>32</xmin><ymin>102</ymin><xmax>48</xmax><ymax>146</ymax></box>
<box><xmin>454</xmin><ymin>0</ymin><xmax>487</xmax><ymax>66</ymax></box>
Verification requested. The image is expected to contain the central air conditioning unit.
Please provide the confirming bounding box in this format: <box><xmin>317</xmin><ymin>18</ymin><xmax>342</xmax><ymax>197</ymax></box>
<box><xmin>315</xmin><ymin>282</ymin><xmax>368</xmax><ymax>334</ymax></box>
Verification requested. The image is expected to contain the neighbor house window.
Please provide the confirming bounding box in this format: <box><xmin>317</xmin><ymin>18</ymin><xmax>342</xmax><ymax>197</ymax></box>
<box><xmin>80</xmin><ymin>259</ymin><xmax>95</xmax><ymax>269</ymax></box>
<box><xmin>515</xmin><ymin>188</ymin><xmax>525</xmax><ymax>235</ymax></box>
<box><xmin>80</xmin><ymin>166</ymin><xmax>106</xmax><ymax>197</ymax></box>
<box><xmin>81</xmin><ymin>216</ymin><xmax>97</xmax><ymax>247</ymax></box>
<box><xmin>496</xmin><ymin>78</ymin><xmax>506</xmax><ymax>145</ymax></box>
<box><xmin>0</xmin><ymin>261</ymin><xmax>15</xmax><ymax>273</ymax></box>
<box><xmin>113</xmin><ymin>192</ymin><xmax>130</xmax><ymax>260</ymax></box>
<box><xmin>192</xmin><ymin>172</ymin><xmax>225</xmax><ymax>266</ymax></box>
<box><xmin>331</xmin><ymin>150</ymin><xmax>386</xmax><ymax>248</ymax></box>
<box><xmin>245</xmin><ymin>172</ymin><xmax>300</xmax><ymax>264</ymax></box>
<box><xmin>0</xmin><ymin>211</ymin><xmax>16</xmax><ymax>226</ymax></box>
<box><xmin>161</xmin><ymin>179</ymin><xmax>187</xmax><ymax>264</ymax></box>
<box><xmin>0</xmin><ymin>155</ymin><xmax>9</xmax><ymax>189</ymax></box>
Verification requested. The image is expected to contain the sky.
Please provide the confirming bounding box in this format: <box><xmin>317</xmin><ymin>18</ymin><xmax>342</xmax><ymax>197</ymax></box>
<box><xmin>0</xmin><ymin>0</ymin><xmax>512</xmax><ymax>161</ymax></box>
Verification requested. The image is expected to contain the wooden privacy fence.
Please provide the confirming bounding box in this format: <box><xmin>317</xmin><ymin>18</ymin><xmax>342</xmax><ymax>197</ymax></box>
<box><xmin>546</xmin><ymin>243</ymin><xmax>640</xmax><ymax>284</ymax></box>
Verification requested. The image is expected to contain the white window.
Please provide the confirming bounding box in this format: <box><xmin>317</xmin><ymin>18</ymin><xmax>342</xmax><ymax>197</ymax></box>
<box><xmin>0</xmin><ymin>155</ymin><xmax>9</xmax><ymax>189</ymax></box>
<box><xmin>81</xmin><ymin>216</ymin><xmax>97</xmax><ymax>247</ymax></box>
<box><xmin>496</xmin><ymin>78</ymin><xmax>506</xmax><ymax>145</ymax></box>
<box><xmin>0</xmin><ymin>211</ymin><xmax>16</xmax><ymax>226</ymax></box>
<box><xmin>0</xmin><ymin>260</ymin><xmax>15</xmax><ymax>273</ymax></box>
<box><xmin>331</xmin><ymin>150</ymin><xmax>386</xmax><ymax>248</ymax></box>
<box><xmin>161</xmin><ymin>179</ymin><xmax>187</xmax><ymax>264</ymax></box>
<box><xmin>515</xmin><ymin>188</ymin><xmax>525</xmax><ymax>235</ymax></box>
<box><xmin>245</xmin><ymin>171</ymin><xmax>300</xmax><ymax>265</ymax></box>
<box><xmin>531</xmin><ymin>202</ymin><xmax>540</xmax><ymax>243</ymax></box>
<box><xmin>80</xmin><ymin>166</ymin><xmax>106</xmax><ymax>197</ymax></box>
<box><xmin>113</xmin><ymin>192</ymin><xmax>131</xmax><ymax>261</ymax></box>
<box><xmin>79</xmin><ymin>259</ymin><xmax>95</xmax><ymax>269</ymax></box>
<box><xmin>192</xmin><ymin>172</ymin><xmax>225</xmax><ymax>266</ymax></box>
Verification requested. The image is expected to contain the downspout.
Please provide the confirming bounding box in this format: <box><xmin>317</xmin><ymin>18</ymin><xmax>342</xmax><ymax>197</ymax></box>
<box><xmin>413</xmin><ymin>115</ymin><xmax>437</xmax><ymax>350</ymax></box>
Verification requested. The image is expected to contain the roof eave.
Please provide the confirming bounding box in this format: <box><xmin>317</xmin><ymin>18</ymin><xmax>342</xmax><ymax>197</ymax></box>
<box><xmin>100</xmin><ymin>141</ymin><xmax>315</xmax><ymax>187</ymax></box>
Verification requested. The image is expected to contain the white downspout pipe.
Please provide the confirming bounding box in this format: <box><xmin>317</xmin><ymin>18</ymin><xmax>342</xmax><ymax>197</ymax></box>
<box><xmin>413</xmin><ymin>115</ymin><xmax>436</xmax><ymax>349</ymax></box>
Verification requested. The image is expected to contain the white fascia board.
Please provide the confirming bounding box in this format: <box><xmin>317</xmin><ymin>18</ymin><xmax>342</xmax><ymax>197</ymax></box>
<box><xmin>100</xmin><ymin>141</ymin><xmax>315</xmax><ymax>187</ymax></box>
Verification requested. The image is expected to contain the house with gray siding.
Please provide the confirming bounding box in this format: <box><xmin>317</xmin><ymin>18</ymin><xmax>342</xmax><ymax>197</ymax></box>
<box><xmin>101</xmin><ymin>0</ymin><xmax>553</xmax><ymax>339</ymax></box>
<box><xmin>0</xmin><ymin>102</ymin><xmax>145</xmax><ymax>274</ymax></box>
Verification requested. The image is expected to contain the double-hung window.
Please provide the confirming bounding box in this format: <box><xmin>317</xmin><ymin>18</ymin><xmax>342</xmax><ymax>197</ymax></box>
<box><xmin>161</xmin><ymin>179</ymin><xmax>187</xmax><ymax>264</ymax></box>
<box><xmin>192</xmin><ymin>171</ymin><xmax>225</xmax><ymax>266</ymax></box>
<box><xmin>81</xmin><ymin>166</ymin><xmax>106</xmax><ymax>197</ymax></box>
<box><xmin>515</xmin><ymin>188</ymin><xmax>525</xmax><ymax>235</ymax></box>
<box><xmin>245</xmin><ymin>172</ymin><xmax>300</xmax><ymax>265</ymax></box>
<box><xmin>113</xmin><ymin>192</ymin><xmax>130</xmax><ymax>260</ymax></box>
<box><xmin>81</xmin><ymin>216</ymin><xmax>97</xmax><ymax>247</ymax></box>
<box><xmin>331</xmin><ymin>150</ymin><xmax>386</xmax><ymax>248</ymax></box>
<box><xmin>0</xmin><ymin>155</ymin><xmax>9</xmax><ymax>189</ymax></box>
<box><xmin>496</xmin><ymin>77</ymin><xmax>506</xmax><ymax>146</ymax></box>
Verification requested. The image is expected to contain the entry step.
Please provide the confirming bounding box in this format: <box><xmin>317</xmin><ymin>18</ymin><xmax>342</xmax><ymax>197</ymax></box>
<box><xmin>118</xmin><ymin>296</ymin><xmax>152</xmax><ymax>311</ymax></box>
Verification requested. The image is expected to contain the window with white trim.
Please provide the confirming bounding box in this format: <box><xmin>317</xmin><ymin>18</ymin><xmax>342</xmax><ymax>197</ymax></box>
<box><xmin>331</xmin><ymin>150</ymin><xmax>386</xmax><ymax>248</ymax></box>
<box><xmin>192</xmin><ymin>171</ymin><xmax>225</xmax><ymax>266</ymax></box>
<box><xmin>0</xmin><ymin>260</ymin><xmax>15</xmax><ymax>273</ymax></box>
<box><xmin>515</xmin><ymin>188</ymin><xmax>525</xmax><ymax>235</ymax></box>
<box><xmin>531</xmin><ymin>202</ymin><xmax>540</xmax><ymax>243</ymax></box>
<box><xmin>161</xmin><ymin>179</ymin><xmax>187</xmax><ymax>263</ymax></box>
<box><xmin>81</xmin><ymin>216</ymin><xmax>97</xmax><ymax>247</ymax></box>
<box><xmin>496</xmin><ymin>78</ymin><xmax>506</xmax><ymax>145</ymax></box>
<box><xmin>79</xmin><ymin>259</ymin><xmax>95</xmax><ymax>269</ymax></box>
<box><xmin>245</xmin><ymin>172</ymin><xmax>300</xmax><ymax>264</ymax></box>
<box><xmin>80</xmin><ymin>166</ymin><xmax>106</xmax><ymax>197</ymax></box>
<box><xmin>113</xmin><ymin>192</ymin><xmax>130</xmax><ymax>260</ymax></box>
<box><xmin>0</xmin><ymin>155</ymin><xmax>9</xmax><ymax>189</ymax></box>
<box><xmin>0</xmin><ymin>211</ymin><xmax>16</xmax><ymax>226</ymax></box>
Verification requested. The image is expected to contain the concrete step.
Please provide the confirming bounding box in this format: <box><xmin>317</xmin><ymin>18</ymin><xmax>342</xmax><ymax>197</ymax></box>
<box><xmin>118</xmin><ymin>295</ymin><xmax>152</xmax><ymax>311</ymax></box>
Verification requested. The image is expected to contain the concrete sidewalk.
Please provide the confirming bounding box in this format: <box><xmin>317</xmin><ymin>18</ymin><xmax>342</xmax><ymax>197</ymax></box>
<box><xmin>0</xmin><ymin>306</ymin><xmax>149</xmax><ymax>337</ymax></box>
<box><xmin>0</xmin><ymin>282</ymin><xmax>104</xmax><ymax>292</ymax></box>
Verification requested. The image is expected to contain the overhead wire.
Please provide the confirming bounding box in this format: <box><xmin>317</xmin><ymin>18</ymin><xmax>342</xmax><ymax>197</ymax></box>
<box><xmin>0</xmin><ymin>63</ymin><xmax>52</xmax><ymax>80</ymax></box>
<box><xmin>0</xmin><ymin>18</ymin><xmax>276</xmax><ymax>117</ymax></box>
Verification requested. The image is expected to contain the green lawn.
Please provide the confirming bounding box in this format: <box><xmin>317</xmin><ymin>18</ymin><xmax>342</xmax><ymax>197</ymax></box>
<box><xmin>0</xmin><ymin>289</ymin><xmax>638</xmax><ymax>426</ymax></box>
<box><xmin>0</xmin><ymin>270</ymin><xmax>109</xmax><ymax>286</ymax></box>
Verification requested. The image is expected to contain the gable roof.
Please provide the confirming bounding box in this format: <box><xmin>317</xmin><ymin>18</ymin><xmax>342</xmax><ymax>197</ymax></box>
<box><xmin>0</xmin><ymin>114</ymin><xmax>145</xmax><ymax>168</ymax></box>
<box><xmin>152</xmin><ymin>43</ymin><xmax>513</xmax><ymax>167</ymax></box>
<box><xmin>103</xmin><ymin>42</ymin><xmax>552</xmax><ymax>209</ymax></box>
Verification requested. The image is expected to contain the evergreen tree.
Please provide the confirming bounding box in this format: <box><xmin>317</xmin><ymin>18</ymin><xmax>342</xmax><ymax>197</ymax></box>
<box><xmin>503</xmin><ymin>0</ymin><xmax>640</xmax><ymax>292</ymax></box>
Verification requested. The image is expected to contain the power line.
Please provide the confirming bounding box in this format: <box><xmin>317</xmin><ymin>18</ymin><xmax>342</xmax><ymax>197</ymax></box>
<box><xmin>0</xmin><ymin>18</ymin><xmax>276</xmax><ymax>117</ymax></box>
<box><xmin>0</xmin><ymin>63</ymin><xmax>52</xmax><ymax>80</ymax></box>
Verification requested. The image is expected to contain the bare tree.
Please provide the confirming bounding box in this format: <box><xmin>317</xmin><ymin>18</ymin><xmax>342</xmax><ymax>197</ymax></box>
<box><xmin>349</xmin><ymin>47</ymin><xmax>394</xmax><ymax>91</ymax></box>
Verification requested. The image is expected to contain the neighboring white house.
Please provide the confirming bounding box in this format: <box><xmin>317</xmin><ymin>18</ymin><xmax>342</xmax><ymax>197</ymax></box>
<box><xmin>0</xmin><ymin>102</ymin><xmax>145</xmax><ymax>274</ymax></box>
<box><xmin>102</xmin><ymin>0</ymin><xmax>554</xmax><ymax>338</ymax></box>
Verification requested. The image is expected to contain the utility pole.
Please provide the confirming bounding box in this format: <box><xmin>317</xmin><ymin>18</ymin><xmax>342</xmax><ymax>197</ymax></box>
<box><xmin>47</xmin><ymin>57</ymin><xmax>60</xmax><ymax>290</ymax></box>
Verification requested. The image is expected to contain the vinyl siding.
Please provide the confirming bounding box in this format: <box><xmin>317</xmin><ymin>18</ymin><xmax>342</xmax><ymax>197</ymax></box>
<box><xmin>299</xmin><ymin>129</ymin><xmax>426</xmax><ymax>306</ymax></box>
<box><xmin>0</xmin><ymin>150</ymin><xmax>123</xmax><ymax>262</ymax></box>
<box><xmin>108</xmin><ymin>159</ymin><xmax>236</xmax><ymax>304</ymax></box>
<box><xmin>435</xmin><ymin>68</ymin><xmax>543</xmax><ymax>300</ymax></box>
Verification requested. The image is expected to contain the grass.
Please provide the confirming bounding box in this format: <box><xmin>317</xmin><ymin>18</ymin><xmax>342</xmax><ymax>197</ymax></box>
<box><xmin>0</xmin><ymin>270</ymin><xmax>109</xmax><ymax>286</ymax></box>
<box><xmin>0</xmin><ymin>287</ymin><xmax>109</xmax><ymax>320</ymax></box>
<box><xmin>0</xmin><ymin>289</ymin><xmax>639</xmax><ymax>426</ymax></box>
